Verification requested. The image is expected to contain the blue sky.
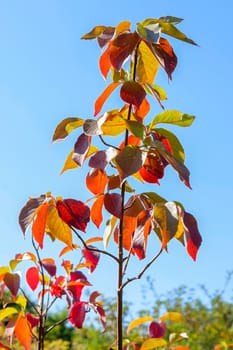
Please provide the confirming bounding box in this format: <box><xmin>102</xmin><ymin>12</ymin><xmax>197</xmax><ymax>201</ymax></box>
<box><xmin>0</xmin><ymin>0</ymin><xmax>233</xmax><ymax>308</ymax></box>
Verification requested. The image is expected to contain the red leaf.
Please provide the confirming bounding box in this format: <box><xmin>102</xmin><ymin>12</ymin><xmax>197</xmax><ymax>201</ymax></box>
<box><xmin>50</xmin><ymin>276</ymin><xmax>66</xmax><ymax>298</ymax></box>
<box><xmin>182</xmin><ymin>211</ymin><xmax>202</xmax><ymax>261</ymax></box>
<box><xmin>86</xmin><ymin>168</ymin><xmax>108</xmax><ymax>195</ymax></box>
<box><xmin>109</xmin><ymin>32</ymin><xmax>140</xmax><ymax>71</ymax></box>
<box><xmin>96</xmin><ymin>305</ymin><xmax>106</xmax><ymax>329</ymax></box>
<box><xmin>94</xmin><ymin>82</ymin><xmax>121</xmax><ymax>116</ymax></box>
<box><xmin>99</xmin><ymin>42</ymin><xmax>112</xmax><ymax>79</ymax></box>
<box><xmin>0</xmin><ymin>343</ymin><xmax>11</xmax><ymax>350</ymax></box>
<box><xmin>32</xmin><ymin>202</ymin><xmax>49</xmax><ymax>249</ymax></box>
<box><xmin>104</xmin><ymin>192</ymin><xmax>122</xmax><ymax>218</ymax></box>
<box><xmin>68</xmin><ymin>271</ymin><xmax>91</xmax><ymax>302</ymax></box>
<box><xmin>120</xmin><ymin>81</ymin><xmax>146</xmax><ymax>108</ymax></box>
<box><xmin>132</xmin><ymin>210</ymin><xmax>153</xmax><ymax>259</ymax></box>
<box><xmin>97</xmin><ymin>27</ymin><xmax>115</xmax><ymax>48</ymax></box>
<box><xmin>3</xmin><ymin>273</ymin><xmax>20</xmax><ymax>299</ymax></box>
<box><xmin>90</xmin><ymin>195</ymin><xmax>104</xmax><ymax>228</ymax></box>
<box><xmin>72</xmin><ymin>133</ymin><xmax>92</xmax><ymax>166</ymax></box>
<box><xmin>26</xmin><ymin>267</ymin><xmax>39</xmax><ymax>291</ymax></box>
<box><xmin>56</xmin><ymin>199</ymin><xmax>90</xmax><ymax>232</ymax></box>
<box><xmin>41</xmin><ymin>258</ymin><xmax>56</xmax><ymax>277</ymax></box>
<box><xmin>149</xmin><ymin>321</ymin><xmax>166</xmax><ymax>338</ymax></box>
<box><xmin>152</xmin><ymin>37</ymin><xmax>177</xmax><ymax>80</ymax></box>
<box><xmin>69</xmin><ymin>302</ymin><xmax>86</xmax><ymax>328</ymax></box>
<box><xmin>26</xmin><ymin>312</ymin><xmax>39</xmax><ymax>328</ymax></box>
<box><xmin>139</xmin><ymin>150</ymin><xmax>165</xmax><ymax>184</ymax></box>
<box><xmin>82</xmin><ymin>246</ymin><xmax>100</xmax><ymax>273</ymax></box>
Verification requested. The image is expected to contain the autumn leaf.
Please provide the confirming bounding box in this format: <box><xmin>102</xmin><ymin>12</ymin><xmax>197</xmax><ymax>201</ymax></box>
<box><xmin>94</xmin><ymin>82</ymin><xmax>121</xmax><ymax>116</ymax></box>
<box><xmin>52</xmin><ymin>117</ymin><xmax>84</xmax><ymax>142</ymax></box>
<box><xmin>89</xmin><ymin>148</ymin><xmax>117</xmax><ymax>170</ymax></box>
<box><xmin>154</xmin><ymin>202</ymin><xmax>179</xmax><ymax>247</ymax></box>
<box><xmin>26</xmin><ymin>267</ymin><xmax>39</xmax><ymax>291</ymax></box>
<box><xmin>31</xmin><ymin>202</ymin><xmax>49</xmax><ymax>249</ymax></box>
<box><xmin>104</xmin><ymin>192</ymin><xmax>122</xmax><ymax>218</ymax></box>
<box><xmin>69</xmin><ymin>302</ymin><xmax>86</xmax><ymax>328</ymax></box>
<box><xmin>159</xmin><ymin>311</ymin><xmax>183</xmax><ymax>322</ymax></box>
<box><xmin>127</xmin><ymin>316</ymin><xmax>154</xmax><ymax>333</ymax></box>
<box><xmin>72</xmin><ymin>133</ymin><xmax>92</xmax><ymax>167</ymax></box>
<box><xmin>120</xmin><ymin>81</ymin><xmax>146</xmax><ymax>108</ymax></box>
<box><xmin>90</xmin><ymin>195</ymin><xmax>104</xmax><ymax>228</ymax></box>
<box><xmin>149</xmin><ymin>321</ymin><xmax>166</xmax><ymax>338</ymax></box>
<box><xmin>151</xmin><ymin>37</ymin><xmax>177</xmax><ymax>80</ymax></box>
<box><xmin>46</xmin><ymin>206</ymin><xmax>72</xmax><ymax>247</ymax></box>
<box><xmin>41</xmin><ymin>258</ymin><xmax>56</xmax><ymax>277</ymax></box>
<box><xmin>18</xmin><ymin>195</ymin><xmax>46</xmax><ymax>235</ymax></box>
<box><xmin>182</xmin><ymin>211</ymin><xmax>202</xmax><ymax>261</ymax></box>
<box><xmin>86</xmin><ymin>168</ymin><xmax>108</xmax><ymax>195</ymax></box>
<box><xmin>136</xmin><ymin>40</ymin><xmax>159</xmax><ymax>84</ymax></box>
<box><xmin>132</xmin><ymin>210</ymin><xmax>153</xmax><ymax>259</ymax></box>
<box><xmin>150</xmin><ymin>110</ymin><xmax>195</xmax><ymax>128</ymax></box>
<box><xmin>137</xmin><ymin>22</ymin><xmax>160</xmax><ymax>44</ymax></box>
<box><xmin>109</xmin><ymin>32</ymin><xmax>140</xmax><ymax>71</ymax></box>
<box><xmin>56</xmin><ymin>199</ymin><xmax>90</xmax><ymax>233</ymax></box>
<box><xmin>99</xmin><ymin>42</ymin><xmax>112</xmax><ymax>79</ymax></box>
<box><xmin>82</xmin><ymin>246</ymin><xmax>100</xmax><ymax>273</ymax></box>
<box><xmin>15</xmin><ymin>312</ymin><xmax>32</xmax><ymax>350</ymax></box>
<box><xmin>140</xmin><ymin>338</ymin><xmax>167</xmax><ymax>350</ymax></box>
<box><xmin>4</xmin><ymin>272</ymin><xmax>20</xmax><ymax>299</ymax></box>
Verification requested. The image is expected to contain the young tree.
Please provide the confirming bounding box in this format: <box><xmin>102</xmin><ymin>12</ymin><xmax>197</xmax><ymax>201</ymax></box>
<box><xmin>0</xmin><ymin>16</ymin><xmax>202</xmax><ymax>350</ymax></box>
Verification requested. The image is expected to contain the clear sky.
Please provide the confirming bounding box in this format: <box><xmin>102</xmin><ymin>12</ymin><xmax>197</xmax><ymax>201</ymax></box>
<box><xmin>0</xmin><ymin>0</ymin><xmax>233</xmax><ymax>309</ymax></box>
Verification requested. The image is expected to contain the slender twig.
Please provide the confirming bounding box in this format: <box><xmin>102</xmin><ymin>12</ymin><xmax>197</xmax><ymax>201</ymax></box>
<box><xmin>121</xmin><ymin>246</ymin><xmax>163</xmax><ymax>290</ymax></box>
<box><xmin>45</xmin><ymin>317</ymin><xmax>69</xmax><ymax>335</ymax></box>
<box><xmin>122</xmin><ymin>247</ymin><xmax>133</xmax><ymax>277</ymax></box>
<box><xmin>99</xmin><ymin>135</ymin><xmax>120</xmax><ymax>151</ymax></box>
<box><xmin>19</xmin><ymin>287</ymin><xmax>40</xmax><ymax>316</ymax></box>
<box><xmin>71</xmin><ymin>227</ymin><xmax>119</xmax><ymax>263</ymax></box>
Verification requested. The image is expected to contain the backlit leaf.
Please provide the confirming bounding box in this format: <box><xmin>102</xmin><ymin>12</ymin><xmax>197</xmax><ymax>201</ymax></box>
<box><xmin>94</xmin><ymin>82</ymin><xmax>121</xmax><ymax>116</ymax></box>
<box><xmin>136</xmin><ymin>97</ymin><xmax>150</xmax><ymax>119</ymax></box>
<box><xmin>182</xmin><ymin>211</ymin><xmax>202</xmax><ymax>261</ymax></box>
<box><xmin>81</xmin><ymin>25</ymin><xmax>106</xmax><ymax>39</ymax></box>
<box><xmin>120</xmin><ymin>81</ymin><xmax>146</xmax><ymax>108</ymax></box>
<box><xmin>99</xmin><ymin>42</ymin><xmax>112</xmax><ymax>79</ymax></box>
<box><xmin>26</xmin><ymin>267</ymin><xmax>39</xmax><ymax>291</ymax></box>
<box><xmin>127</xmin><ymin>316</ymin><xmax>154</xmax><ymax>333</ymax></box>
<box><xmin>19</xmin><ymin>195</ymin><xmax>46</xmax><ymax>235</ymax></box>
<box><xmin>41</xmin><ymin>258</ymin><xmax>56</xmax><ymax>277</ymax></box>
<box><xmin>46</xmin><ymin>206</ymin><xmax>72</xmax><ymax>247</ymax></box>
<box><xmin>4</xmin><ymin>272</ymin><xmax>20</xmax><ymax>299</ymax></box>
<box><xmin>90</xmin><ymin>195</ymin><xmax>104</xmax><ymax>228</ymax></box>
<box><xmin>140</xmin><ymin>338</ymin><xmax>167</xmax><ymax>350</ymax></box>
<box><xmin>69</xmin><ymin>302</ymin><xmax>86</xmax><ymax>328</ymax></box>
<box><xmin>86</xmin><ymin>168</ymin><xmax>108</xmax><ymax>195</ymax></box>
<box><xmin>150</xmin><ymin>110</ymin><xmax>195</xmax><ymax>128</ymax></box>
<box><xmin>101</xmin><ymin>111</ymin><xmax>126</xmax><ymax>136</ymax></box>
<box><xmin>124</xmin><ymin>120</ymin><xmax>144</xmax><ymax>139</ymax></box>
<box><xmin>89</xmin><ymin>148</ymin><xmax>117</xmax><ymax>170</ymax></box>
<box><xmin>0</xmin><ymin>306</ymin><xmax>19</xmax><ymax>322</ymax></box>
<box><xmin>56</xmin><ymin>199</ymin><xmax>90</xmax><ymax>233</ymax></box>
<box><xmin>114</xmin><ymin>214</ymin><xmax>137</xmax><ymax>251</ymax></box>
<box><xmin>61</xmin><ymin>146</ymin><xmax>98</xmax><ymax>175</ymax></box>
<box><xmin>155</xmin><ymin>128</ymin><xmax>185</xmax><ymax>163</ymax></box>
<box><xmin>151</xmin><ymin>37</ymin><xmax>177</xmax><ymax>80</ymax></box>
<box><xmin>15</xmin><ymin>312</ymin><xmax>32</xmax><ymax>350</ymax></box>
<box><xmin>109</xmin><ymin>32</ymin><xmax>140</xmax><ymax>71</ymax></box>
<box><xmin>144</xmin><ymin>83</ymin><xmax>164</xmax><ymax>109</ymax></box>
<box><xmin>154</xmin><ymin>202</ymin><xmax>179</xmax><ymax>247</ymax></box>
<box><xmin>32</xmin><ymin>202</ymin><xmax>49</xmax><ymax>249</ymax></box>
<box><xmin>97</xmin><ymin>27</ymin><xmax>115</xmax><ymax>47</ymax></box>
<box><xmin>52</xmin><ymin>117</ymin><xmax>84</xmax><ymax>142</ymax></box>
<box><xmin>136</xmin><ymin>40</ymin><xmax>159</xmax><ymax>84</ymax></box>
<box><xmin>160</xmin><ymin>311</ymin><xmax>183</xmax><ymax>322</ymax></box>
<box><xmin>103</xmin><ymin>216</ymin><xmax>117</xmax><ymax>249</ymax></box>
<box><xmin>159</xmin><ymin>16</ymin><xmax>183</xmax><ymax>25</ymax></box>
<box><xmin>115</xmin><ymin>145</ymin><xmax>147</xmax><ymax>182</ymax></box>
<box><xmin>132</xmin><ymin>210</ymin><xmax>153</xmax><ymax>259</ymax></box>
<box><xmin>104</xmin><ymin>193</ymin><xmax>122</xmax><ymax>218</ymax></box>
<box><xmin>115</xmin><ymin>20</ymin><xmax>131</xmax><ymax>35</ymax></box>
<box><xmin>72</xmin><ymin>133</ymin><xmax>92</xmax><ymax>166</ymax></box>
<box><xmin>82</xmin><ymin>247</ymin><xmax>100</xmax><ymax>273</ymax></box>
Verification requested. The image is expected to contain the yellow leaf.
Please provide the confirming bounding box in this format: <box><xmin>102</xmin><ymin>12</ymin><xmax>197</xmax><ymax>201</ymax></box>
<box><xmin>52</xmin><ymin>117</ymin><xmax>84</xmax><ymax>142</ymax></box>
<box><xmin>101</xmin><ymin>111</ymin><xmax>126</xmax><ymax>136</ymax></box>
<box><xmin>140</xmin><ymin>338</ymin><xmax>167</xmax><ymax>350</ymax></box>
<box><xmin>0</xmin><ymin>307</ymin><xmax>19</xmax><ymax>322</ymax></box>
<box><xmin>160</xmin><ymin>312</ymin><xmax>183</xmax><ymax>322</ymax></box>
<box><xmin>115</xmin><ymin>20</ymin><xmax>131</xmax><ymax>35</ymax></box>
<box><xmin>46</xmin><ymin>206</ymin><xmax>72</xmax><ymax>248</ymax></box>
<box><xmin>127</xmin><ymin>316</ymin><xmax>154</xmax><ymax>333</ymax></box>
<box><xmin>137</xmin><ymin>41</ymin><xmax>159</xmax><ymax>84</ymax></box>
<box><xmin>61</xmin><ymin>146</ymin><xmax>99</xmax><ymax>175</ymax></box>
<box><xmin>15</xmin><ymin>295</ymin><xmax>27</xmax><ymax>310</ymax></box>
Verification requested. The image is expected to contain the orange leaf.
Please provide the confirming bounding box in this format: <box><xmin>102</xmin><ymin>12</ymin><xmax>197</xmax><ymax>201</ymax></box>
<box><xmin>90</xmin><ymin>195</ymin><xmax>104</xmax><ymax>228</ymax></box>
<box><xmin>135</xmin><ymin>97</ymin><xmax>150</xmax><ymax>119</ymax></box>
<box><xmin>114</xmin><ymin>215</ymin><xmax>137</xmax><ymax>251</ymax></box>
<box><xmin>99</xmin><ymin>42</ymin><xmax>112</xmax><ymax>79</ymax></box>
<box><xmin>15</xmin><ymin>313</ymin><xmax>32</xmax><ymax>350</ymax></box>
<box><xmin>94</xmin><ymin>82</ymin><xmax>121</xmax><ymax>116</ymax></box>
<box><xmin>32</xmin><ymin>202</ymin><xmax>49</xmax><ymax>249</ymax></box>
<box><xmin>115</xmin><ymin>20</ymin><xmax>131</xmax><ymax>35</ymax></box>
<box><xmin>86</xmin><ymin>168</ymin><xmax>108</xmax><ymax>195</ymax></box>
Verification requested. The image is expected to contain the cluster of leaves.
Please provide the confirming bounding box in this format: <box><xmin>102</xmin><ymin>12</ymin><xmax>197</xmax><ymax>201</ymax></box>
<box><xmin>0</xmin><ymin>16</ymin><xmax>202</xmax><ymax>350</ymax></box>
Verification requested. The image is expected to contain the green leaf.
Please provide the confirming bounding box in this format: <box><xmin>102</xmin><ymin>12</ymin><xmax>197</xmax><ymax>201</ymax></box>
<box><xmin>115</xmin><ymin>145</ymin><xmax>146</xmax><ymax>182</ymax></box>
<box><xmin>127</xmin><ymin>316</ymin><xmax>154</xmax><ymax>333</ymax></box>
<box><xmin>150</xmin><ymin>110</ymin><xmax>195</xmax><ymax>127</ymax></box>
<box><xmin>159</xmin><ymin>16</ymin><xmax>184</xmax><ymax>25</ymax></box>
<box><xmin>140</xmin><ymin>192</ymin><xmax>166</xmax><ymax>205</ymax></box>
<box><xmin>137</xmin><ymin>22</ymin><xmax>161</xmax><ymax>43</ymax></box>
<box><xmin>52</xmin><ymin>118</ymin><xmax>84</xmax><ymax>142</ymax></box>
<box><xmin>140</xmin><ymin>338</ymin><xmax>167</xmax><ymax>350</ymax></box>
<box><xmin>124</xmin><ymin>120</ymin><xmax>144</xmax><ymax>139</ymax></box>
<box><xmin>141</xmin><ymin>18</ymin><xmax>197</xmax><ymax>46</ymax></box>
<box><xmin>155</xmin><ymin>128</ymin><xmax>185</xmax><ymax>163</ymax></box>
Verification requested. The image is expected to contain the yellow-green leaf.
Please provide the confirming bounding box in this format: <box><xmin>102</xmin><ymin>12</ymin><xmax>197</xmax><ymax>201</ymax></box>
<box><xmin>81</xmin><ymin>25</ymin><xmax>106</xmax><ymax>39</ymax></box>
<box><xmin>160</xmin><ymin>311</ymin><xmax>184</xmax><ymax>322</ymax></box>
<box><xmin>46</xmin><ymin>206</ymin><xmax>72</xmax><ymax>248</ymax></box>
<box><xmin>140</xmin><ymin>338</ymin><xmax>167</xmax><ymax>350</ymax></box>
<box><xmin>0</xmin><ymin>306</ymin><xmax>19</xmax><ymax>322</ymax></box>
<box><xmin>124</xmin><ymin>120</ymin><xmax>144</xmax><ymax>139</ymax></box>
<box><xmin>127</xmin><ymin>316</ymin><xmax>154</xmax><ymax>333</ymax></box>
<box><xmin>52</xmin><ymin>118</ymin><xmax>84</xmax><ymax>142</ymax></box>
<box><xmin>150</xmin><ymin>110</ymin><xmax>195</xmax><ymax>127</ymax></box>
<box><xmin>15</xmin><ymin>295</ymin><xmax>27</xmax><ymax>310</ymax></box>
